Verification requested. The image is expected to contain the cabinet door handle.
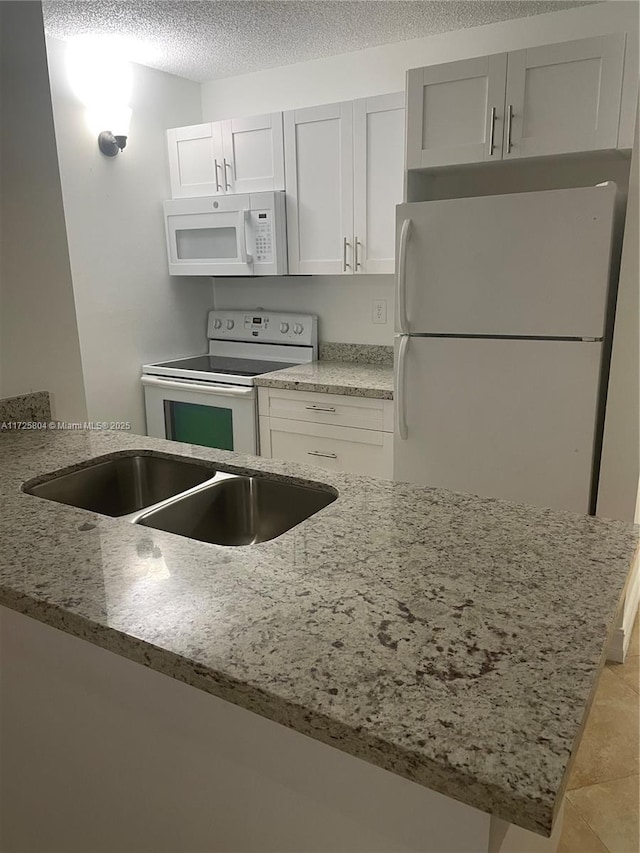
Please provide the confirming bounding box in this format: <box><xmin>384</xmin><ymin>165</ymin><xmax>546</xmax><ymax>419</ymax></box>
<box><xmin>307</xmin><ymin>450</ymin><xmax>338</xmax><ymax>459</ymax></box>
<box><xmin>506</xmin><ymin>104</ymin><xmax>513</xmax><ymax>154</ymax></box>
<box><xmin>305</xmin><ymin>405</ymin><xmax>336</xmax><ymax>413</ymax></box>
<box><xmin>343</xmin><ymin>237</ymin><xmax>350</xmax><ymax>272</ymax></box>
<box><xmin>223</xmin><ymin>158</ymin><xmax>232</xmax><ymax>189</ymax></box>
<box><xmin>489</xmin><ymin>106</ymin><xmax>497</xmax><ymax>155</ymax></box>
<box><xmin>354</xmin><ymin>237</ymin><xmax>362</xmax><ymax>270</ymax></box>
<box><xmin>214</xmin><ymin>159</ymin><xmax>222</xmax><ymax>192</ymax></box>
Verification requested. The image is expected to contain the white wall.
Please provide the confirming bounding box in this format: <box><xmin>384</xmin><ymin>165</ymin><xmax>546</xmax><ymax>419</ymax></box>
<box><xmin>214</xmin><ymin>275</ymin><xmax>395</xmax><ymax>346</ymax></box>
<box><xmin>205</xmin><ymin>1</ymin><xmax>638</xmax><ymax>345</ymax></box>
<box><xmin>46</xmin><ymin>37</ymin><xmax>213</xmax><ymax>434</ymax></box>
<box><xmin>0</xmin><ymin>1</ymin><xmax>87</xmax><ymax>420</ymax></box>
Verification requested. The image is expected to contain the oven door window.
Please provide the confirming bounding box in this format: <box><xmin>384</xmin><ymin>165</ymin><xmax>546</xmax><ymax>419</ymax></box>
<box><xmin>164</xmin><ymin>400</ymin><xmax>234</xmax><ymax>450</ymax></box>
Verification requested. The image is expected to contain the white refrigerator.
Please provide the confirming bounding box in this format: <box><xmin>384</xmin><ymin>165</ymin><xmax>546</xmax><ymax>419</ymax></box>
<box><xmin>394</xmin><ymin>183</ymin><xmax>617</xmax><ymax>514</ymax></box>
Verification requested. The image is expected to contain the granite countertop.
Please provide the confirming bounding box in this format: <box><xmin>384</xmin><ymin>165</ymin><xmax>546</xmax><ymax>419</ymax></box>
<box><xmin>255</xmin><ymin>361</ymin><xmax>394</xmax><ymax>399</ymax></box>
<box><xmin>0</xmin><ymin>429</ymin><xmax>638</xmax><ymax>837</ymax></box>
<box><xmin>0</xmin><ymin>390</ymin><xmax>51</xmax><ymax>422</ymax></box>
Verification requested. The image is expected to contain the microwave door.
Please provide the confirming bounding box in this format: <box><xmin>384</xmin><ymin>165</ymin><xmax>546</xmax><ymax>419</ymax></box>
<box><xmin>166</xmin><ymin>209</ymin><xmax>253</xmax><ymax>276</ymax></box>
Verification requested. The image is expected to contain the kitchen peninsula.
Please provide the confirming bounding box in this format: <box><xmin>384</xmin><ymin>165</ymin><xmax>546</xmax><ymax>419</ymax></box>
<box><xmin>0</xmin><ymin>428</ymin><xmax>637</xmax><ymax>853</ymax></box>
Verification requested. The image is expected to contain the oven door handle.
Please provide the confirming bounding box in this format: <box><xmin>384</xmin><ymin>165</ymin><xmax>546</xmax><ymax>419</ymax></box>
<box><xmin>141</xmin><ymin>375</ymin><xmax>255</xmax><ymax>398</ymax></box>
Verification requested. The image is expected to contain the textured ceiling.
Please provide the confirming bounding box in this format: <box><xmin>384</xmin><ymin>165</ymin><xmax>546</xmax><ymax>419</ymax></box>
<box><xmin>42</xmin><ymin>1</ymin><xmax>595</xmax><ymax>82</ymax></box>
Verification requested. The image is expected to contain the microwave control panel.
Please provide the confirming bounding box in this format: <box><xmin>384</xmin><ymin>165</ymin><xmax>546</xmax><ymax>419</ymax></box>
<box><xmin>250</xmin><ymin>210</ymin><xmax>274</xmax><ymax>263</ymax></box>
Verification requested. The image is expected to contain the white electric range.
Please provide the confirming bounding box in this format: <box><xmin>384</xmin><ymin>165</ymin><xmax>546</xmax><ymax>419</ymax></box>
<box><xmin>142</xmin><ymin>310</ymin><xmax>318</xmax><ymax>454</ymax></box>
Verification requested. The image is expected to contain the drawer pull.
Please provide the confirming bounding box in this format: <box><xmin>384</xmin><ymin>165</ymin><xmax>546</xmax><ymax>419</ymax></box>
<box><xmin>305</xmin><ymin>405</ymin><xmax>336</xmax><ymax>413</ymax></box>
<box><xmin>307</xmin><ymin>450</ymin><xmax>338</xmax><ymax>459</ymax></box>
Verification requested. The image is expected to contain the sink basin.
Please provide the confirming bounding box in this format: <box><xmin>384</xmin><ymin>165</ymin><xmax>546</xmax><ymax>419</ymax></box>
<box><xmin>23</xmin><ymin>454</ymin><xmax>216</xmax><ymax>517</ymax></box>
<box><xmin>24</xmin><ymin>452</ymin><xmax>337</xmax><ymax>544</ymax></box>
<box><xmin>137</xmin><ymin>475</ymin><xmax>337</xmax><ymax>545</ymax></box>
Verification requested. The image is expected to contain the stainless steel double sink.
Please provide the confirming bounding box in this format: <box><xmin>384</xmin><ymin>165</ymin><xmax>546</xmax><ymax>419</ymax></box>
<box><xmin>23</xmin><ymin>453</ymin><xmax>337</xmax><ymax>546</ymax></box>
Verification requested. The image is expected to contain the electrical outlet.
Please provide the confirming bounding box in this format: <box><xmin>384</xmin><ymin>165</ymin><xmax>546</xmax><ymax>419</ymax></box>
<box><xmin>372</xmin><ymin>299</ymin><xmax>387</xmax><ymax>324</ymax></box>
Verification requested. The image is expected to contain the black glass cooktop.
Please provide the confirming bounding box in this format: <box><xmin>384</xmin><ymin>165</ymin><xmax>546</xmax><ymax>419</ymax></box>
<box><xmin>154</xmin><ymin>355</ymin><xmax>298</xmax><ymax>377</ymax></box>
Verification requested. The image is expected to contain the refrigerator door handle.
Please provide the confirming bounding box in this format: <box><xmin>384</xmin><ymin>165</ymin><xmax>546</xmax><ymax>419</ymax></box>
<box><xmin>397</xmin><ymin>218</ymin><xmax>412</xmax><ymax>334</ymax></box>
<box><xmin>395</xmin><ymin>334</ymin><xmax>409</xmax><ymax>440</ymax></box>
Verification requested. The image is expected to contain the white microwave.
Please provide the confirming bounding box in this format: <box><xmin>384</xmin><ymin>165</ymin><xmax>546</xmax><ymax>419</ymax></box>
<box><xmin>164</xmin><ymin>190</ymin><xmax>287</xmax><ymax>276</ymax></box>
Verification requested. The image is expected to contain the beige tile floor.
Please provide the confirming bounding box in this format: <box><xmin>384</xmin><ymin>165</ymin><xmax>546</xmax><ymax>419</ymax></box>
<box><xmin>559</xmin><ymin>611</ymin><xmax>640</xmax><ymax>853</ymax></box>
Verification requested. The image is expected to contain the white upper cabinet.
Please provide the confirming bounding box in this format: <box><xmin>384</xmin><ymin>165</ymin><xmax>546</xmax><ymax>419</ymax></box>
<box><xmin>167</xmin><ymin>123</ymin><xmax>225</xmax><ymax>197</ymax></box>
<box><xmin>353</xmin><ymin>92</ymin><xmax>406</xmax><ymax>274</ymax></box>
<box><xmin>406</xmin><ymin>34</ymin><xmax>627</xmax><ymax>169</ymax></box>
<box><xmin>167</xmin><ymin>114</ymin><xmax>285</xmax><ymax>199</ymax></box>
<box><xmin>406</xmin><ymin>54</ymin><xmax>507</xmax><ymax>168</ymax></box>
<box><xmin>221</xmin><ymin>113</ymin><xmax>285</xmax><ymax>194</ymax></box>
<box><xmin>504</xmin><ymin>35</ymin><xmax>625</xmax><ymax>159</ymax></box>
<box><xmin>285</xmin><ymin>94</ymin><xmax>405</xmax><ymax>275</ymax></box>
<box><xmin>284</xmin><ymin>102</ymin><xmax>354</xmax><ymax>275</ymax></box>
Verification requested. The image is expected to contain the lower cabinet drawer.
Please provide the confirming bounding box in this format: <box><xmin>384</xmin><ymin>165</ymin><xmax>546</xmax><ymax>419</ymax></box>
<box><xmin>260</xmin><ymin>417</ymin><xmax>393</xmax><ymax>479</ymax></box>
<box><xmin>260</xmin><ymin>387</ymin><xmax>392</xmax><ymax>431</ymax></box>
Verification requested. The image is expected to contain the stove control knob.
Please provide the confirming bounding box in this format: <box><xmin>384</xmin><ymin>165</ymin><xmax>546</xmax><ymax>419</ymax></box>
<box><xmin>293</xmin><ymin>323</ymin><xmax>304</xmax><ymax>335</ymax></box>
<box><xmin>226</xmin><ymin>319</ymin><xmax>235</xmax><ymax>330</ymax></box>
<box><xmin>280</xmin><ymin>322</ymin><xmax>289</xmax><ymax>334</ymax></box>
<box><xmin>213</xmin><ymin>318</ymin><xmax>223</xmax><ymax>330</ymax></box>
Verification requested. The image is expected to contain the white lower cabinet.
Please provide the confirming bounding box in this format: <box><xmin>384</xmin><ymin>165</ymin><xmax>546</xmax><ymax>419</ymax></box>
<box><xmin>258</xmin><ymin>387</ymin><xmax>394</xmax><ymax>479</ymax></box>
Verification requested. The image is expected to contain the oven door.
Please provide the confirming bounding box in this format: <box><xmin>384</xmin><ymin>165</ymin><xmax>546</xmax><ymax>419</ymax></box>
<box><xmin>142</xmin><ymin>376</ymin><xmax>257</xmax><ymax>454</ymax></box>
<box><xmin>164</xmin><ymin>204</ymin><xmax>253</xmax><ymax>276</ymax></box>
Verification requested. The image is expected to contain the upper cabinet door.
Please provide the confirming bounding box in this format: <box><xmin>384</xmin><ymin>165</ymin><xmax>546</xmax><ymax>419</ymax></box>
<box><xmin>284</xmin><ymin>102</ymin><xmax>354</xmax><ymax>275</ymax></box>
<box><xmin>353</xmin><ymin>93</ymin><xmax>405</xmax><ymax>274</ymax></box>
<box><xmin>221</xmin><ymin>113</ymin><xmax>285</xmax><ymax>194</ymax></box>
<box><xmin>504</xmin><ymin>35</ymin><xmax>625</xmax><ymax>159</ymax></box>
<box><xmin>406</xmin><ymin>54</ymin><xmax>507</xmax><ymax>169</ymax></box>
<box><xmin>167</xmin><ymin>123</ymin><xmax>225</xmax><ymax>198</ymax></box>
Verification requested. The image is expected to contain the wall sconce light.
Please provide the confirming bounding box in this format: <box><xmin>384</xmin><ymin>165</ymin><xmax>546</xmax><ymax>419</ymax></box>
<box><xmin>92</xmin><ymin>105</ymin><xmax>132</xmax><ymax>156</ymax></box>
<box><xmin>67</xmin><ymin>39</ymin><xmax>133</xmax><ymax>157</ymax></box>
<box><xmin>97</xmin><ymin>132</ymin><xmax>126</xmax><ymax>156</ymax></box>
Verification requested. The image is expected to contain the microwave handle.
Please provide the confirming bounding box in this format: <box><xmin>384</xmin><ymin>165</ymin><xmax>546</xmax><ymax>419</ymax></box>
<box><xmin>237</xmin><ymin>210</ymin><xmax>253</xmax><ymax>266</ymax></box>
<box><xmin>141</xmin><ymin>375</ymin><xmax>255</xmax><ymax>398</ymax></box>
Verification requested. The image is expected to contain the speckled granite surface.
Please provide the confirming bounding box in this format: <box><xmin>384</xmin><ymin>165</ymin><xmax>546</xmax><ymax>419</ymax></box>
<box><xmin>255</xmin><ymin>361</ymin><xmax>394</xmax><ymax>399</ymax></box>
<box><xmin>0</xmin><ymin>391</ymin><xmax>51</xmax><ymax>423</ymax></box>
<box><xmin>319</xmin><ymin>342</ymin><xmax>394</xmax><ymax>366</ymax></box>
<box><xmin>0</xmin><ymin>429</ymin><xmax>638</xmax><ymax>836</ymax></box>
